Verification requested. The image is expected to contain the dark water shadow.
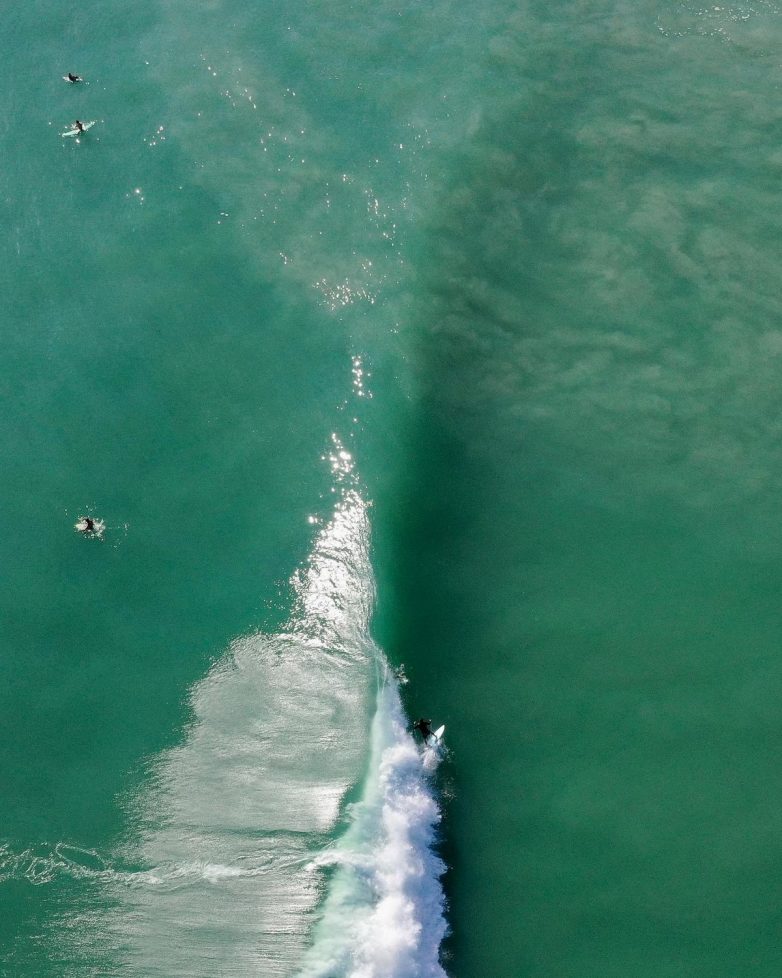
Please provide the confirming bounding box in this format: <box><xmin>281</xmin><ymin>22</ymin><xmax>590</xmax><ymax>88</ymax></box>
<box><xmin>370</xmin><ymin>94</ymin><xmax>585</xmax><ymax>977</ymax></box>
<box><xmin>366</xmin><ymin>28</ymin><xmax>782</xmax><ymax>976</ymax></box>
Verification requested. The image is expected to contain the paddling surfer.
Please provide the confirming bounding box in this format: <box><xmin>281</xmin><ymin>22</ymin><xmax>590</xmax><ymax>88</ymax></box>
<box><xmin>74</xmin><ymin>120</ymin><xmax>85</xmax><ymax>133</ymax></box>
<box><xmin>66</xmin><ymin>72</ymin><xmax>82</xmax><ymax>83</ymax></box>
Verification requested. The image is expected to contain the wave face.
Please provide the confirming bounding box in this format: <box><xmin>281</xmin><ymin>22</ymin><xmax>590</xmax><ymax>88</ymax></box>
<box><xmin>297</xmin><ymin>679</ymin><xmax>448</xmax><ymax>978</ymax></box>
<box><xmin>44</xmin><ymin>486</ymin><xmax>447</xmax><ymax>978</ymax></box>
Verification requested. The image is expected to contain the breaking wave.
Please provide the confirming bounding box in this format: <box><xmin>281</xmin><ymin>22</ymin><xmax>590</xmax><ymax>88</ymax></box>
<box><xmin>34</xmin><ymin>484</ymin><xmax>449</xmax><ymax>977</ymax></box>
<box><xmin>298</xmin><ymin>678</ymin><xmax>449</xmax><ymax>978</ymax></box>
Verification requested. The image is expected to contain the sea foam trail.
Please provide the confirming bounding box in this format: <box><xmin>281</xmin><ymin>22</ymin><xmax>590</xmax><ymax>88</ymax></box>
<box><xmin>53</xmin><ymin>491</ymin><xmax>375</xmax><ymax>977</ymax></box>
<box><xmin>297</xmin><ymin>680</ymin><xmax>448</xmax><ymax>978</ymax></box>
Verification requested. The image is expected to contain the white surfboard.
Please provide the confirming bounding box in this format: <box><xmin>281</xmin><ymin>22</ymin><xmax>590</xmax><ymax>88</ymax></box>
<box><xmin>426</xmin><ymin>725</ymin><xmax>445</xmax><ymax>746</ymax></box>
<box><xmin>62</xmin><ymin>120</ymin><xmax>96</xmax><ymax>137</ymax></box>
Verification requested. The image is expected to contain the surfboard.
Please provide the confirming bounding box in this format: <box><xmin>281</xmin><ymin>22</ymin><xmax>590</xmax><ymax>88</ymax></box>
<box><xmin>62</xmin><ymin>121</ymin><xmax>96</xmax><ymax>137</ymax></box>
<box><xmin>426</xmin><ymin>725</ymin><xmax>445</xmax><ymax>746</ymax></box>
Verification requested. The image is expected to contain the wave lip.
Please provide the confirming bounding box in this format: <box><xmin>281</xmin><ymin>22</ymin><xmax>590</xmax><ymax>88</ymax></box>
<box><xmin>299</xmin><ymin>679</ymin><xmax>449</xmax><ymax>978</ymax></box>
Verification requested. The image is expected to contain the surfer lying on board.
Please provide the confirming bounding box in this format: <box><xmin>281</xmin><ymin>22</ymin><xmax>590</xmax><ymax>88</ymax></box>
<box><xmin>412</xmin><ymin>718</ymin><xmax>434</xmax><ymax>742</ymax></box>
<box><xmin>66</xmin><ymin>72</ymin><xmax>82</xmax><ymax>83</ymax></box>
<box><xmin>75</xmin><ymin>515</ymin><xmax>106</xmax><ymax>537</ymax></box>
<box><xmin>74</xmin><ymin>120</ymin><xmax>85</xmax><ymax>132</ymax></box>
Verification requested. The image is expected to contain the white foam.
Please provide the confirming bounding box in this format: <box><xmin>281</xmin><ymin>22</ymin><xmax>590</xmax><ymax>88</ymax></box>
<box><xmin>298</xmin><ymin>679</ymin><xmax>448</xmax><ymax>978</ymax></box>
<box><xmin>0</xmin><ymin>841</ymin><xmax>290</xmax><ymax>890</ymax></box>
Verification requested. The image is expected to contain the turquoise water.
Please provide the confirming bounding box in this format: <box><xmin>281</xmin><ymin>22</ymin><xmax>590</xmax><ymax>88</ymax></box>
<box><xmin>5</xmin><ymin>0</ymin><xmax>782</xmax><ymax>974</ymax></box>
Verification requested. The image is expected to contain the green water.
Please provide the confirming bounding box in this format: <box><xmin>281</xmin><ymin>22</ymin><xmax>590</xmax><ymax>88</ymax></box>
<box><xmin>4</xmin><ymin>0</ymin><xmax>782</xmax><ymax>974</ymax></box>
<box><xmin>378</xmin><ymin>4</ymin><xmax>782</xmax><ymax>974</ymax></box>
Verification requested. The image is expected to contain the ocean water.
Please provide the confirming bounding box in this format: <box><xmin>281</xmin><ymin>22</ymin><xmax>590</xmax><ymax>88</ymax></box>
<box><xmin>4</xmin><ymin>0</ymin><xmax>782</xmax><ymax>975</ymax></box>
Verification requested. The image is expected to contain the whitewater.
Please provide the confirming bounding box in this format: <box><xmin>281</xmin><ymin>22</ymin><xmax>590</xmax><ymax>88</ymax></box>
<box><xmin>297</xmin><ymin>680</ymin><xmax>448</xmax><ymax>978</ymax></box>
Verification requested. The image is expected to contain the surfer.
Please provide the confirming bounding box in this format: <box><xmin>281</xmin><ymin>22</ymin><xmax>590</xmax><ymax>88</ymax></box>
<box><xmin>66</xmin><ymin>72</ymin><xmax>82</xmax><ymax>83</ymax></box>
<box><xmin>412</xmin><ymin>718</ymin><xmax>434</xmax><ymax>742</ymax></box>
<box><xmin>78</xmin><ymin>516</ymin><xmax>95</xmax><ymax>534</ymax></box>
<box><xmin>74</xmin><ymin>120</ymin><xmax>85</xmax><ymax>133</ymax></box>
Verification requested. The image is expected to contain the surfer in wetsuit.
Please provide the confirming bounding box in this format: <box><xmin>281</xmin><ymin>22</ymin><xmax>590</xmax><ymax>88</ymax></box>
<box><xmin>78</xmin><ymin>516</ymin><xmax>95</xmax><ymax>533</ymax></box>
<box><xmin>412</xmin><ymin>718</ymin><xmax>434</xmax><ymax>743</ymax></box>
<box><xmin>74</xmin><ymin>120</ymin><xmax>85</xmax><ymax>133</ymax></box>
<box><xmin>66</xmin><ymin>72</ymin><xmax>82</xmax><ymax>83</ymax></box>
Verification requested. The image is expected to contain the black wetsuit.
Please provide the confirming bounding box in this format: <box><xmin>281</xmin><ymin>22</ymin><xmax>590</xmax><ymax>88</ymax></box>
<box><xmin>413</xmin><ymin>718</ymin><xmax>434</xmax><ymax>741</ymax></box>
